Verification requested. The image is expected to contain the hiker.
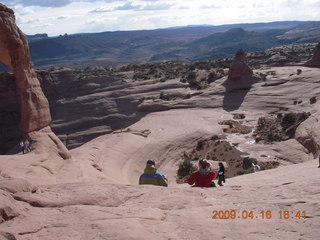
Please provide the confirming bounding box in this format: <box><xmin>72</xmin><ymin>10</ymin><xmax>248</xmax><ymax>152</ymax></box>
<box><xmin>187</xmin><ymin>159</ymin><xmax>216</xmax><ymax>188</ymax></box>
<box><xmin>24</xmin><ymin>139</ymin><xmax>31</xmax><ymax>153</ymax></box>
<box><xmin>139</xmin><ymin>160</ymin><xmax>168</xmax><ymax>187</ymax></box>
<box><xmin>217</xmin><ymin>162</ymin><xmax>226</xmax><ymax>186</ymax></box>
<box><xmin>20</xmin><ymin>140</ymin><xmax>25</xmax><ymax>154</ymax></box>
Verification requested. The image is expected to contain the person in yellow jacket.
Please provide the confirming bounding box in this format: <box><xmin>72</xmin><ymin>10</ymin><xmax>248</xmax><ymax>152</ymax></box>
<box><xmin>139</xmin><ymin>160</ymin><xmax>168</xmax><ymax>187</ymax></box>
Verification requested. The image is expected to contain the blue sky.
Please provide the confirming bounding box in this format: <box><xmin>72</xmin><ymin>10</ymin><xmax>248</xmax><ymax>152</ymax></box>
<box><xmin>1</xmin><ymin>0</ymin><xmax>320</xmax><ymax>36</ymax></box>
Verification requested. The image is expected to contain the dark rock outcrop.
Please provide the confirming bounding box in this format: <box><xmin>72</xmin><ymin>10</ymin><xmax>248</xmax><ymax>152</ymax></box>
<box><xmin>304</xmin><ymin>42</ymin><xmax>320</xmax><ymax>67</ymax></box>
<box><xmin>227</xmin><ymin>49</ymin><xmax>253</xmax><ymax>81</ymax></box>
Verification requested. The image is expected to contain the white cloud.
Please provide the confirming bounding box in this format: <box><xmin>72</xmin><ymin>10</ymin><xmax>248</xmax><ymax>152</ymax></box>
<box><xmin>1</xmin><ymin>0</ymin><xmax>319</xmax><ymax>36</ymax></box>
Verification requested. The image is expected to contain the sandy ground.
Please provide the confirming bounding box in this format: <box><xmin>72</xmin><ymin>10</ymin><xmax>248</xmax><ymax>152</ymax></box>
<box><xmin>0</xmin><ymin>66</ymin><xmax>320</xmax><ymax>239</ymax></box>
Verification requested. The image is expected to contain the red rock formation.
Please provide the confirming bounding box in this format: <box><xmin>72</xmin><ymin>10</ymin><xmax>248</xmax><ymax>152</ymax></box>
<box><xmin>228</xmin><ymin>49</ymin><xmax>253</xmax><ymax>81</ymax></box>
<box><xmin>0</xmin><ymin>4</ymin><xmax>51</xmax><ymax>132</ymax></box>
<box><xmin>304</xmin><ymin>42</ymin><xmax>320</xmax><ymax>67</ymax></box>
<box><xmin>0</xmin><ymin>4</ymin><xmax>70</xmax><ymax>158</ymax></box>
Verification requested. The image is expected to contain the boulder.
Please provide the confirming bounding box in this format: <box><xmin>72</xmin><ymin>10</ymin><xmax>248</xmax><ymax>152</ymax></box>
<box><xmin>295</xmin><ymin>115</ymin><xmax>320</xmax><ymax>158</ymax></box>
<box><xmin>0</xmin><ymin>190</ymin><xmax>19</xmax><ymax>223</ymax></box>
<box><xmin>227</xmin><ymin>49</ymin><xmax>253</xmax><ymax>81</ymax></box>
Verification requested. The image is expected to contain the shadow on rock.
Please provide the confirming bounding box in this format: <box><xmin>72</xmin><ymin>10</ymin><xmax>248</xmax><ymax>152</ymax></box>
<box><xmin>222</xmin><ymin>76</ymin><xmax>260</xmax><ymax>111</ymax></box>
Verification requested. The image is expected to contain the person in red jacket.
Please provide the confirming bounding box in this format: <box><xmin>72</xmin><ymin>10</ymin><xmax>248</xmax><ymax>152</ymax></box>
<box><xmin>187</xmin><ymin>159</ymin><xmax>216</xmax><ymax>188</ymax></box>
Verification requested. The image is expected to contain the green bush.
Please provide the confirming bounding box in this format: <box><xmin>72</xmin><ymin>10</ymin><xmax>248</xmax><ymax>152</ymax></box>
<box><xmin>242</xmin><ymin>157</ymin><xmax>258</xmax><ymax>170</ymax></box>
<box><xmin>281</xmin><ymin>113</ymin><xmax>296</xmax><ymax>130</ymax></box>
<box><xmin>177</xmin><ymin>159</ymin><xmax>197</xmax><ymax>179</ymax></box>
<box><xmin>188</xmin><ymin>79</ymin><xmax>201</xmax><ymax>89</ymax></box>
<box><xmin>196</xmin><ymin>140</ymin><xmax>206</xmax><ymax>151</ymax></box>
<box><xmin>207</xmin><ymin>71</ymin><xmax>216</xmax><ymax>83</ymax></box>
<box><xmin>159</xmin><ymin>92</ymin><xmax>171</xmax><ymax>101</ymax></box>
<box><xmin>186</xmin><ymin>71</ymin><xmax>196</xmax><ymax>81</ymax></box>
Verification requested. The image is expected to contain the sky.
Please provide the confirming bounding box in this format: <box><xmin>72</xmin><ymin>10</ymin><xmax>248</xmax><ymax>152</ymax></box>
<box><xmin>1</xmin><ymin>0</ymin><xmax>320</xmax><ymax>36</ymax></box>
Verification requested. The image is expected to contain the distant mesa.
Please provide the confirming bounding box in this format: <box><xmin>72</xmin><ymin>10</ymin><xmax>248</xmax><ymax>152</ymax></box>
<box><xmin>27</xmin><ymin>33</ymin><xmax>49</xmax><ymax>43</ymax></box>
<box><xmin>304</xmin><ymin>42</ymin><xmax>320</xmax><ymax>67</ymax></box>
<box><xmin>227</xmin><ymin>49</ymin><xmax>253</xmax><ymax>81</ymax></box>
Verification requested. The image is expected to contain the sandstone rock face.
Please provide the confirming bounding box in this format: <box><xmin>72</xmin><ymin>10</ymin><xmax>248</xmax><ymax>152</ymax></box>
<box><xmin>304</xmin><ymin>42</ymin><xmax>320</xmax><ymax>67</ymax></box>
<box><xmin>0</xmin><ymin>190</ymin><xmax>19</xmax><ymax>224</ymax></box>
<box><xmin>295</xmin><ymin>115</ymin><xmax>320</xmax><ymax>158</ymax></box>
<box><xmin>0</xmin><ymin>4</ymin><xmax>51</xmax><ymax>133</ymax></box>
<box><xmin>0</xmin><ymin>4</ymin><xmax>70</xmax><ymax>158</ymax></box>
<box><xmin>0</xmin><ymin>177</ymin><xmax>38</xmax><ymax>194</ymax></box>
<box><xmin>228</xmin><ymin>49</ymin><xmax>253</xmax><ymax>81</ymax></box>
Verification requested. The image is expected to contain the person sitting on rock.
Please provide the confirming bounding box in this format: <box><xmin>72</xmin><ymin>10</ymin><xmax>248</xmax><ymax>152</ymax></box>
<box><xmin>217</xmin><ymin>162</ymin><xmax>226</xmax><ymax>186</ymax></box>
<box><xmin>139</xmin><ymin>160</ymin><xmax>168</xmax><ymax>187</ymax></box>
<box><xmin>187</xmin><ymin>159</ymin><xmax>216</xmax><ymax>188</ymax></box>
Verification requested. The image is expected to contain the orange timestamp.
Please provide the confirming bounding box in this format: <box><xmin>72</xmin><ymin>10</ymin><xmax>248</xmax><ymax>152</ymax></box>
<box><xmin>212</xmin><ymin>210</ymin><xmax>307</xmax><ymax>220</ymax></box>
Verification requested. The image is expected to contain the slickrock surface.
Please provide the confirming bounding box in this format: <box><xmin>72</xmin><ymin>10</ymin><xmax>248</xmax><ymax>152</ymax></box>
<box><xmin>0</xmin><ymin>157</ymin><xmax>319</xmax><ymax>240</ymax></box>
<box><xmin>0</xmin><ymin>4</ymin><xmax>319</xmax><ymax>239</ymax></box>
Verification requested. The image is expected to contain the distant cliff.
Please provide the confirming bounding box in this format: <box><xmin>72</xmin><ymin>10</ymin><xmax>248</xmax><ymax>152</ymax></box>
<box><xmin>22</xmin><ymin>21</ymin><xmax>320</xmax><ymax>69</ymax></box>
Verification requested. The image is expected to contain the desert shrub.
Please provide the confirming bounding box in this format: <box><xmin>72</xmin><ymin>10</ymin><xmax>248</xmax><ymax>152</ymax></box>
<box><xmin>159</xmin><ymin>92</ymin><xmax>171</xmax><ymax>101</ymax></box>
<box><xmin>185</xmin><ymin>71</ymin><xmax>195</xmax><ymax>80</ymax></box>
<box><xmin>310</xmin><ymin>96</ymin><xmax>317</xmax><ymax>104</ymax></box>
<box><xmin>267</xmin><ymin>132</ymin><xmax>281</xmax><ymax>142</ymax></box>
<box><xmin>196</xmin><ymin>140</ymin><xmax>206</xmax><ymax>151</ymax></box>
<box><xmin>242</xmin><ymin>157</ymin><xmax>258</xmax><ymax>170</ymax></box>
<box><xmin>207</xmin><ymin>71</ymin><xmax>216</xmax><ymax>83</ymax></box>
<box><xmin>211</xmin><ymin>135</ymin><xmax>220</xmax><ymax>140</ymax></box>
<box><xmin>233</xmin><ymin>113</ymin><xmax>246</xmax><ymax>119</ymax></box>
<box><xmin>139</xmin><ymin>97</ymin><xmax>145</xmax><ymax>103</ymax></box>
<box><xmin>184</xmin><ymin>93</ymin><xmax>191</xmax><ymax>99</ymax></box>
<box><xmin>191</xmin><ymin>153</ymin><xmax>200</xmax><ymax>160</ymax></box>
<box><xmin>177</xmin><ymin>159</ymin><xmax>197</xmax><ymax>182</ymax></box>
<box><xmin>188</xmin><ymin>65</ymin><xmax>196</xmax><ymax>71</ymax></box>
<box><xmin>237</xmin><ymin>170</ymin><xmax>246</xmax><ymax>175</ymax></box>
<box><xmin>188</xmin><ymin>79</ymin><xmax>201</xmax><ymax>89</ymax></box>
<box><xmin>281</xmin><ymin>113</ymin><xmax>297</xmax><ymax>130</ymax></box>
<box><xmin>259</xmin><ymin>161</ymin><xmax>280</xmax><ymax>170</ymax></box>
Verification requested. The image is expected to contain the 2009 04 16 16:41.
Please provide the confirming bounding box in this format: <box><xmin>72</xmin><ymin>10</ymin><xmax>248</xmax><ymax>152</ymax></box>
<box><xmin>212</xmin><ymin>210</ymin><xmax>307</xmax><ymax>219</ymax></box>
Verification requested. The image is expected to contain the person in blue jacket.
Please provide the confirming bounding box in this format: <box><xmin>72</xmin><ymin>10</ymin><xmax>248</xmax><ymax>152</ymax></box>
<box><xmin>139</xmin><ymin>160</ymin><xmax>168</xmax><ymax>187</ymax></box>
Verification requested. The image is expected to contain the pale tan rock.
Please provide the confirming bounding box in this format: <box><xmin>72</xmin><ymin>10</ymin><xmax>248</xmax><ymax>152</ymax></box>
<box><xmin>295</xmin><ymin>115</ymin><xmax>320</xmax><ymax>158</ymax></box>
<box><xmin>0</xmin><ymin>231</ymin><xmax>17</xmax><ymax>240</ymax></box>
<box><xmin>0</xmin><ymin>177</ymin><xmax>38</xmax><ymax>194</ymax></box>
<box><xmin>0</xmin><ymin>190</ymin><xmax>19</xmax><ymax>224</ymax></box>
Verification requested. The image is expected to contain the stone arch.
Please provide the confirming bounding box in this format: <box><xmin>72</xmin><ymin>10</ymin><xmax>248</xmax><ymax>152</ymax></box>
<box><xmin>0</xmin><ymin>4</ymin><xmax>51</xmax><ymax>134</ymax></box>
<box><xmin>0</xmin><ymin>4</ymin><xmax>70</xmax><ymax>158</ymax></box>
